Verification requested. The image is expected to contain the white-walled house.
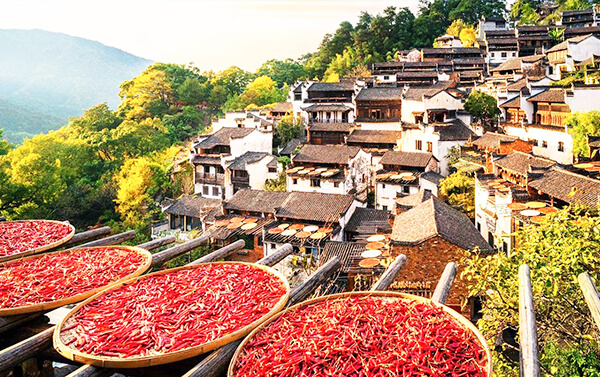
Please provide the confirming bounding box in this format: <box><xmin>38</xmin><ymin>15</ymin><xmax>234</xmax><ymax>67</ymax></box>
<box><xmin>224</xmin><ymin>152</ymin><xmax>280</xmax><ymax>199</ymax></box>
<box><xmin>401</xmin><ymin>84</ymin><xmax>465</xmax><ymax>125</ymax></box>
<box><xmin>400</xmin><ymin>120</ymin><xmax>475</xmax><ymax>176</ymax></box>
<box><xmin>286</xmin><ymin>144</ymin><xmax>372</xmax><ymax>201</ymax></box>
<box><xmin>297</xmin><ymin>81</ymin><xmax>358</xmax><ymax>124</ymax></box>
<box><xmin>374</xmin><ymin>151</ymin><xmax>440</xmax><ymax>211</ymax></box>
<box><xmin>191</xmin><ymin>127</ymin><xmax>273</xmax><ymax>199</ymax></box>
<box><xmin>211</xmin><ymin>111</ymin><xmax>273</xmax><ymax>132</ymax></box>
<box><xmin>546</xmin><ymin>34</ymin><xmax>600</xmax><ymax>79</ymax></box>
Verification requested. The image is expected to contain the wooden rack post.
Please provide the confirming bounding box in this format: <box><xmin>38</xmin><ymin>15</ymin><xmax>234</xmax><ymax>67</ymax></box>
<box><xmin>431</xmin><ymin>262</ymin><xmax>457</xmax><ymax>303</ymax></box>
<box><xmin>187</xmin><ymin>239</ymin><xmax>245</xmax><ymax>266</ymax></box>
<box><xmin>77</xmin><ymin>230</ymin><xmax>136</xmax><ymax>248</ymax></box>
<box><xmin>62</xmin><ymin>227</ymin><xmax>111</xmax><ymax>248</ymax></box>
<box><xmin>519</xmin><ymin>264</ymin><xmax>540</xmax><ymax>377</ymax></box>
<box><xmin>578</xmin><ymin>272</ymin><xmax>600</xmax><ymax>332</ymax></box>
<box><xmin>370</xmin><ymin>254</ymin><xmax>407</xmax><ymax>291</ymax></box>
<box><xmin>150</xmin><ymin>235</ymin><xmax>210</xmax><ymax>268</ymax></box>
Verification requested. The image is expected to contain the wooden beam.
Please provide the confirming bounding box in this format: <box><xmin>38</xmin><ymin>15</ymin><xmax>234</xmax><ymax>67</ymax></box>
<box><xmin>187</xmin><ymin>239</ymin><xmax>245</xmax><ymax>266</ymax></box>
<box><xmin>519</xmin><ymin>264</ymin><xmax>540</xmax><ymax>377</ymax></box>
<box><xmin>579</xmin><ymin>272</ymin><xmax>600</xmax><ymax>332</ymax></box>
<box><xmin>182</xmin><ymin>256</ymin><xmax>341</xmax><ymax>377</ymax></box>
<box><xmin>62</xmin><ymin>227</ymin><xmax>111</xmax><ymax>247</ymax></box>
<box><xmin>257</xmin><ymin>244</ymin><xmax>293</xmax><ymax>267</ymax></box>
<box><xmin>431</xmin><ymin>262</ymin><xmax>457</xmax><ymax>304</ymax></box>
<box><xmin>63</xmin><ymin>365</ymin><xmax>112</xmax><ymax>377</ymax></box>
<box><xmin>136</xmin><ymin>236</ymin><xmax>176</xmax><ymax>251</ymax></box>
<box><xmin>0</xmin><ymin>328</ymin><xmax>54</xmax><ymax>373</ymax></box>
<box><xmin>0</xmin><ymin>313</ymin><xmax>45</xmax><ymax>335</ymax></box>
<box><xmin>370</xmin><ymin>254</ymin><xmax>407</xmax><ymax>291</ymax></box>
<box><xmin>76</xmin><ymin>230</ymin><xmax>136</xmax><ymax>248</ymax></box>
<box><xmin>150</xmin><ymin>235</ymin><xmax>209</xmax><ymax>268</ymax></box>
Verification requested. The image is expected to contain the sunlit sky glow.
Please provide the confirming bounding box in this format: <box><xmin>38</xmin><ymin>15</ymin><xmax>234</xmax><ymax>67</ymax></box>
<box><xmin>0</xmin><ymin>0</ymin><xmax>420</xmax><ymax>72</ymax></box>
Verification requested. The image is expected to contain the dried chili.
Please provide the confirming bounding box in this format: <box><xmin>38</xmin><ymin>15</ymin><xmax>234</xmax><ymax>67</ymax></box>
<box><xmin>60</xmin><ymin>263</ymin><xmax>287</xmax><ymax>358</ymax></box>
<box><xmin>0</xmin><ymin>220</ymin><xmax>73</xmax><ymax>257</ymax></box>
<box><xmin>232</xmin><ymin>295</ymin><xmax>489</xmax><ymax>376</ymax></box>
<box><xmin>0</xmin><ymin>246</ymin><xmax>148</xmax><ymax>309</ymax></box>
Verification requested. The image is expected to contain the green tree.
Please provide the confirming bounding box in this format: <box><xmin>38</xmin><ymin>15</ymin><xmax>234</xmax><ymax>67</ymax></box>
<box><xmin>213</xmin><ymin>66</ymin><xmax>253</xmax><ymax>97</ymax></box>
<box><xmin>239</xmin><ymin>76</ymin><xmax>287</xmax><ymax>108</ymax></box>
<box><xmin>163</xmin><ymin>106</ymin><xmax>207</xmax><ymax>142</ymax></box>
<box><xmin>274</xmin><ymin>114</ymin><xmax>305</xmax><ymax>148</ymax></box>
<box><xmin>118</xmin><ymin>65</ymin><xmax>173</xmax><ymax>120</ymax></box>
<box><xmin>177</xmin><ymin>78</ymin><xmax>205</xmax><ymax>105</ymax></box>
<box><xmin>567</xmin><ymin>111</ymin><xmax>600</xmax><ymax>158</ymax></box>
<box><xmin>464</xmin><ymin>91</ymin><xmax>501</xmax><ymax>131</ymax></box>
<box><xmin>265</xmin><ymin>171</ymin><xmax>286</xmax><ymax>192</ymax></box>
<box><xmin>439</xmin><ymin>170</ymin><xmax>475</xmax><ymax>218</ymax></box>
<box><xmin>462</xmin><ymin>207</ymin><xmax>600</xmax><ymax>376</ymax></box>
<box><xmin>256</xmin><ymin>59</ymin><xmax>306</xmax><ymax>87</ymax></box>
<box><xmin>0</xmin><ymin>129</ymin><xmax>11</xmax><ymax>156</ymax></box>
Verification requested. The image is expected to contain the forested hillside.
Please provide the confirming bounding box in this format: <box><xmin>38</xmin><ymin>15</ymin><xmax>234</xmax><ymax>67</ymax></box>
<box><xmin>0</xmin><ymin>29</ymin><xmax>151</xmax><ymax>142</ymax></box>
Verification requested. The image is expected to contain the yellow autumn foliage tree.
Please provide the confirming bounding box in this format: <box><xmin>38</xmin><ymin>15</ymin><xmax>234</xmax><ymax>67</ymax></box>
<box><xmin>118</xmin><ymin>65</ymin><xmax>173</xmax><ymax>120</ymax></box>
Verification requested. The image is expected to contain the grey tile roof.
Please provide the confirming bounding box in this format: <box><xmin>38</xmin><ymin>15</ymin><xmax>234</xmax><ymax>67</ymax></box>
<box><xmin>195</xmin><ymin>127</ymin><xmax>254</xmax><ymax>149</ymax></box>
<box><xmin>163</xmin><ymin>195</ymin><xmax>222</xmax><ymax>218</ymax></box>
<box><xmin>500</xmin><ymin>96</ymin><xmax>521</xmax><ymax>108</ymax></box>
<box><xmin>224</xmin><ymin>190</ymin><xmax>290</xmax><ymax>214</ymax></box>
<box><xmin>307</xmin><ymin>81</ymin><xmax>355</xmax><ymax>92</ymax></box>
<box><xmin>472</xmin><ymin>132</ymin><xmax>520</xmax><ymax>150</ymax></box>
<box><xmin>191</xmin><ymin>155</ymin><xmax>222</xmax><ymax>165</ymax></box>
<box><xmin>309</xmin><ymin>123</ymin><xmax>354</xmax><ymax>132</ymax></box>
<box><xmin>546</xmin><ymin>34</ymin><xmax>594</xmax><ymax>53</ymax></box>
<box><xmin>347</xmin><ymin>130</ymin><xmax>402</xmax><ymax>145</ymax></box>
<box><xmin>344</xmin><ymin>207</ymin><xmax>391</xmax><ymax>235</ymax></box>
<box><xmin>395</xmin><ymin>190</ymin><xmax>433</xmax><ymax>210</ymax></box>
<box><xmin>527</xmin><ymin>89</ymin><xmax>566</xmax><ymax>103</ymax></box>
<box><xmin>227</xmin><ymin>151</ymin><xmax>272</xmax><ymax>170</ymax></box>
<box><xmin>379</xmin><ymin>151</ymin><xmax>436</xmax><ymax>168</ymax></box>
<box><xmin>435</xmin><ymin>119</ymin><xmax>476</xmax><ymax>141</ymax></box>
<box><xmin>495</xmin><ymin>151</ymin><xmax>556</xmax><ymax>175</ymax></box>
<box><xmin>528</xmin><ymin>167</ymin><xmax>600</xmax><ymax>207</ymax></box>
<box><xmin>318</xmin><ymin>241</ymin><xmax>368</xmax><ymax>273</ymax></box>
<box><xmin>403</xmin><ymin>82</ymin><xmax>453</xmax><ymax>101</ymax></box>
<box><xmin>391</xmin><ymin>196</ymin><xmax>491</xmax><ymax>251</ymax></box>
<box><xmin>397</xmin><ymin>71</ymin><xmax>439</xmax><ymax>79</ymax></box>
<box><xmin>421</xmin><ymin>171</ymin><xmax>444</xmax><ymax>185</ymax></box>
<box><xmin>355</xmin><ymin>87</ymin><xmax>404</xmax><ymax>101</ymax></box>
<box><xmin>280</xmin><ymin>137</ymin><xmax>306</xmax><ymax>156</ymax></box>
<box><xmin>293</xmin><ymin>144</ymin><xmax>361</xmax><ymax>165</ymax></box>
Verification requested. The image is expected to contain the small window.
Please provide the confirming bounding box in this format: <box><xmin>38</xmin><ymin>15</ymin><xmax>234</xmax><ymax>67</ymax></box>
<box><xmin>403</xmin><ymin>186</ymin><xmax>410</xmax><ymax>193</ymax></box>
<box><xmin>292</xmin><ymin>178</ymin><xmax>298</xmax><ymax>185</ymax></box>
<box><xmin>294</xmin><ymin>93</ymin><xmax>301</xmax><ymax>101</ymax></box>
<box><xmin>310</xmin><ymin>179</ymin><xmax>321</xmax><ymax>187</ymax></box>
<box><xmin>542</xmin><ymin>140</ymin><xmax>548</xmax><ymax>148</ymax></box>
<box><xmin>530</xmin><ymin>139</ymin><xmax>538</xmax><ymax>146</ymax></box>
<box><xmin>415</xmin><ymin>140</ymin><xmax>422</xmax><ymax>151</ymax></box>
<box><xmin>382</xmin><ymin>183</ymin><xmax>386</xmax><ymax>189</ymax></box>
<box><xmin>202</xmin><ymin>186</ymin><xmax>209</xmax><ymax>195</ymax></box>
<box><xmin>334</xmin><ymin>181</ymin><xmax>340</xmax><ymax>188</ymax></box>
<box><xmin>558</xmin><ymin>142</ymin><xmax>564</xmax><ymax>152</ymax></box>
<box><xmin>382</xmin><ymin>205</ymin><xmax>388</xmax><ymax>211</ymax></box>
<box><xmin>268</xmin><ymin>167</ymin><xmax>276</xmax><ymax>173</ymax></box>
<box><xmin>477</xmin><ymin>222</ymin><xmax>481</xmax><ymax>232</ymax></box>
<box><xmin>383</xmin><ymin>75</ymin><xmax>390</xmax><ymax>80</ymax></box>
<box><xmin>212</xmin><ymin>186</ymin><xmax>219</xmax><ymax>196</ymax></box>
<box><xmin>426</xmin><ymin>141</ymin><xmax>433</xmax><ymax>153</ymax></box>
<box><xmin>501</xmin><ymin>52</ymin><xmax>507</xmax><ymax>58</ymax></box>
<box><xmin>512</xmin><ymin>52</ymin><xmax>517</xmax><ymax>57</ymax></box>
<box><xmin>490</xmin><ymin>52</ymin><xmax>495</xmax><ymax>57</ymax></box>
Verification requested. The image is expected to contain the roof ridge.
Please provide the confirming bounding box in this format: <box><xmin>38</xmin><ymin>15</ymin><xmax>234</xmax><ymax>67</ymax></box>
<box><xmin>548</xmin><ymin>166</ymin><xmax>600</xmax><ymax>183</ymax></box>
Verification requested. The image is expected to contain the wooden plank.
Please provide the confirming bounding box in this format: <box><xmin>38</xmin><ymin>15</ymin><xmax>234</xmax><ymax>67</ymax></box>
<box><xmin>62</xmin><ymin>227</ymin><xmax>111</xmax><ymax>248</ymax></box>
<box><xmin>182</xmin><ymin>256</ymin><xmax>341</xmax><ymax>377</ymax></box>
<box><xmin>0</xmin><ymin>313</ymin><xmax>45</xmax><ymax>335</ymax></box>
<box><xmin>0</xmin><ymin>327</ymin><xmax>54</xmax><ymax>373</ymax></box>
<box><xmin>370</xmin><ymin>254</ymin><xmax>407</xmax><ymax>291</ymax></box>
<box><xmin>187</xmin><ymin>239</ymin><xmax>245</xmax><ymax>266</ymax></box>
<box><xmin>257</xmin><ymin>244</ymin><xmax>293</xmax><ymax>267</ymax></box>
<box><xmin>136</xmin><ymin>236</ymin><xmax>176</xmax><ymax>251</ymax></box>
<box><xmin>519</xmin><ymin>264</ymin><xmax>540</xmax><ymax>377</ymax></box>
<box><xmin>150</xmin><ymin>235</ymin><xmax>209</xmax><ymax>268</ymax></box>
<box><xmin>431</xmin><ymin>262</ymin><xmax>457</xmax><ymax>304</ymax></box>
<box><xmin>76</xmin><ymin>230</ymin><xmax>136</xmax><ymax>248</ymax></box>
<box><xmin>579</xmin><ymin>272</ymin><xmax>600</xmax><ymax>332</ymax></box>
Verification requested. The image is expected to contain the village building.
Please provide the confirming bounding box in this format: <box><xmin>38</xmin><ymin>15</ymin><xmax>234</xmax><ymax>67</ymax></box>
<box><xmin>394</xmin><ymin>189</ymin><xmax>434</xmax><ymax>215</ymax></box>
<box><xmin>343</xmin><ymin>207</ymin><xmax>392</xmax><ymax>242</ymax></box>
<box><xmin>264</xmin><ymin>102</ymin><xmax>293</xmax><ymax>120</ymax></box>
<box><xmin>546</xmin><ymin>34</ymin><xmax>600</xmax><ymax>79</ymax></box>
<box><xmin>300</xmin><ymin>81</ymin><xmax>357</xmax><ymax>124</ymax></box>
<box><xmin>436</xmin><ymin>34</ymin><xmax>462</xmax><ymax>48</ymax></box>
<box><xmin>286</xmin><ymin>144</ymin><xmax>371</xmax><ymax>200</ymax></box>
<box><xmin>389</xmin><ymin>196</ymin><xmax>492</xmax><ymax>319</ymax></box>
<box><xmin>161</xmin><ymin>194</ymin><xmax>221</xmax><ymax>232</ymax></box>
<box><xmin>224</xmin><ymin>151</ymin><xmax>280</xmax><ymax>198</ymax></box>
<box><xmin>375</xmin><ymin>151</ymin><xmax>439</xmax><ymax>211</ymax></box>
<box><xmin>484</xmin><ymin>29</ymin><xmax>519</xmax><ymax>66</ymax></box>
<box><xmin>477</xmin><ymin>17</ymin><xmax>510</xmax><ymax>40</ymax></box>
<box><xmin>279</xmin><ymin>136</ymin><xmax>306</xmax><ymax>158</ymax></box>
<box><xmin>345</xmin><ymin>129</ymin><xmax>402</xmax><ymax>157</ymax></box>
<box><xmin>354</xmin><ymin>87</ymin><xmax>403</xmax><ymax>129</ymax></box>
<box><xmin>400</xmin><ymin>83</ymin><xmax>463</xmax><ymax>125</ymax></box>
<box><xmin>210</xmin><ymin>111</ymin><xmax>273</xmax><ymax>132</ymax></box>
<box><xmin>307</xmin><ymin>123</ymin><xmax>354</xmax><ymax>145</ymax></box>
<box><xmin>191</xmin><ymin>127</ymin><xmax>272</xmax><ymax>199</ymax></box>
<box><xmin>460</xmin><ymin>132</ymin><xmax>533</xmax><ymax>172</ymax></box>
<box><xmin>561</xmin><ymin>8</ymin><xmax>600</xmax><ymax>30</ymax></box>
<box><xmin>517</xmin><ymin>26</ymin><xmax>552</xmax><ymax>57</ymax></box>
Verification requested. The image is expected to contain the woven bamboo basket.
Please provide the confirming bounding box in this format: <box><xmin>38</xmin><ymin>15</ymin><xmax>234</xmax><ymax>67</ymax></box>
<box><xmin>229</xmin><ymin>291</ymin><xmax>493</xmax><ymax>376</ymax></box>
<box><xmin>53</xmin><ymin>262</ymin><xmax>290</xmax><ymax>368</ymax></box>
<box><xmin>0</xmin><ymin>246</ymin><xmax>152</xmax><ymax>316</ymax></box>
<box><xmin>0</xmin><ymin>220</ymin><xmax>76</xmax><ymax>263</ymax></box>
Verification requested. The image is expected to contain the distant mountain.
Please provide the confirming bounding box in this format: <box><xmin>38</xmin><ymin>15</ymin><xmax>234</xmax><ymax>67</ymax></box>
<box><xmin>0</xmin><ymin>29</ymin><xmax>152</xmax><ymax>143</ymax></box>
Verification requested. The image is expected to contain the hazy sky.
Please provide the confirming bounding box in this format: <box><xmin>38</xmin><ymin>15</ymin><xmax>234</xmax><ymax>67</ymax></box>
<box><xmin>0</xmin><ymin>0</ymin><xmax>420</xmax><ymax>72</ymax></box>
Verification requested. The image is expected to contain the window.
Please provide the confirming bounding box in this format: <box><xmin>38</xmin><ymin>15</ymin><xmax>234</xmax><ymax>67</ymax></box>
<box><xmin>512</xmin><ymin>52</ymin><xmax>517</xmax><ymax>57</ymax></box>
<box><xmin>334</xmin><ymin>181</ymin><xmax>340</xmax><ymax>188</ymax></box>
<box><xmin>542</xmin><ymin>140</ymin><xmax>548</xmax><ymax>148</ymax></box>
<box><xmin>294</xmin><ymin>93</ymin><xmax>301</xmax><ymax>101</ymax></box>
<box><xmin>488</xmin><ymin>232</ymin><xmax>494</xmax><ymax>247</ymax></box>
<box><xmin>212</xmin><ymin>186</ymin><xmax>219</xmax><ymax>196</ymax></box>
<box><xmin>268</xmin><ymin>167</ymin><xmax>277</xmax><ymax>173</ymax></box>
<box><xmin>477</xmin><ymin>222</ymin><xmax>481</xmax><ymax>232</ymax></box>
<box><xmin>490</xmin><ymin>52</ymin><xmax>495</xmax><ymax>58</ymax></box>
<box><xmin>426</xmin><ymin>141</ymin><xmax>433</xmax><ymax>153</ymax></box>
<box><xmin>383</xmin><ymin>75</ymin><xmax>390</xmax><ymax>80</ymax></box>
<box><xmin>415</xmin><ymin>140</ymin><xmax>422</xmax><ymax>151</ymax></box>
<box><xmin>403</xmin><ymin>186</ymin><xmax>410</xmax><ymax>193</ymax></box>
<box><xmin>202</xmin><ymin>186</ymin><xmax>209</xmax><ymax>195</ymax></box>
<box><xmin>501</xmin><ymin>52</ymin><xmax>507</xmax><ymax>58</ymax></box>
<box><xmin>292</xmin><ymin>178</ymin><xmax>298</xmax><ymax>185</ymax></box>
<box><xmin>530</xmin><ymin>139</ymin><xmax>538</xmax><ymax>146</ymax></box>
<box><xmin>310</xmin><ymin>178</ymin><xmax>321</xmax><ymax>187</ymax></box>
<box><xmin>382</xmin><ymin>205</ymin><xmax>388</xmax><ymax>211</ymax></box>
<box><xmin>558</xmin><ymin>141</ymin><xmax>564</xmax><ymax>152</ymax></box>
<box><xmin>382</xmin><ymin>183</ymin><xmax>386</xmax><ymax>189</ymax></box>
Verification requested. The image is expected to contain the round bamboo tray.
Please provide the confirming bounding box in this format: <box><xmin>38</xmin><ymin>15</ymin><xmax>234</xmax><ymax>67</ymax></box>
<box><xmin>229</xmin><ymin>291</ymin><xmax>493</xmax><ymax>377</ymax></box>
<box><xmin>0</xmin><ymin>220</ymin><xmax>75</xmax><ymax>263</ymax></box>
<box><xmin>0</xmin><ymin>246</ymin><xmax>152</xmax><ymax>316</ymax></box>
<box><xmin>53</xmin><ymin>262</ymin><xmax>290</xmax><ymax>368</ymax></box>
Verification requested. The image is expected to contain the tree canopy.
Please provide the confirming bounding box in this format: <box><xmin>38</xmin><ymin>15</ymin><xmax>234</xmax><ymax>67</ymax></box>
<box><xmin>567</xmin><ymin>111</ymin><xmax>600</xmax><ymax>158</ymax></box>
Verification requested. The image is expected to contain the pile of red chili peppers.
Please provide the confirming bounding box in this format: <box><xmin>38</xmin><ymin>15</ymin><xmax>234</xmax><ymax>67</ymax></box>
<box><xmin>0</xmin><ymin>247</ymin><xmax>148</xmax><ymax>309</ymax></box>
<box><xmin>61</xmin><ymin>263</ymin><xmax>287</xmax><ymax>357</ymax></box>
<box><xmin>232</xmin><ymin>296</ymin><xmax>489</xmax><ymax>376</ymax></box>
<box><xmin>0</xmin><ymin>220</ymin><xmax>72</xmax><ymax>257</ymax></box>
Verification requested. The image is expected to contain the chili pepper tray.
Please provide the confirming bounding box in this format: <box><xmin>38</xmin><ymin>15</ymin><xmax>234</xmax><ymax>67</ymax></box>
<box><xmin>53</xmin><ymin>262</ymin><xmax>290</xmax><ymax>368</ymax></box>
<box><xmin>0</xmin><ymin>246</ymin><xmax>152</xmax><ymax>316</ymax></box>
<box><xmin>0</xmin><ymin>220</ymin><xmax>76</xmax><ymax>263</ymax></box>
<box><xmin>228</xmin><ymin>291</ymin><xmax>493</xmax><ymax>377</ymax></box>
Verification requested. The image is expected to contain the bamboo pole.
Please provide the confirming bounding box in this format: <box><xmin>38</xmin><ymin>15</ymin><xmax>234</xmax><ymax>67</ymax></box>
<box><xmin>519</xmin><ymin>264</ymin><xmax>540</xmax><ymax>377</ymax></box>
<box><xmin>150</xmin><ymin>235</ymin><xmax>209</xmax><ymax>268</ymax></box>
<box><xmin>431</xmin><ymin>262</ymin><xmax>457</xmax><ymax>304</ymax></box>
<box><xmin>62</xmin><ymin>227</ymin><xmax>111</xmax><ymax>247</ymax></box>
<box><xmin>370</xmin><ymin>254</ymin><xmax>407</xmax><ymax>291</ymax></box>
<box><xmin>187</xmin><ymin>239</ymin><xmax>245</xmax><ymax>266</ymax></box>
<box><xmin>136</xmin><ymin>236</ymin><xmax>176</xmax><ymax>251</ymax></box>
<box><xmin>76</xmin><ymin>230</ymin><xmax>136</xmax><ymax>248</ymax></box>
<box><xmin>579</xmin><ymin>272</ymin><xmax>600</xmax><ymax>332</ymax></box>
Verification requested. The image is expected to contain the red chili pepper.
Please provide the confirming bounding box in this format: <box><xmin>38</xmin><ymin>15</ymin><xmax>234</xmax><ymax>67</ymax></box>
<box><xmin>0</xmin><ymin>220</ymin><xmax>72</xmax><ymax>257</ymax></box>
<box><xmin>0</xmin><ymin>246</ymin><xmax>147</xmax><ymax>309</ymax></box>
<box><xmin>60</xmin><ymin>263</ymin><xmax>287</xmax><ymax>358</ymax></box>
<box><xmin>232</xmin><ymin>296</ymin><xmax>489</xmax><ymax>376</ymax></box>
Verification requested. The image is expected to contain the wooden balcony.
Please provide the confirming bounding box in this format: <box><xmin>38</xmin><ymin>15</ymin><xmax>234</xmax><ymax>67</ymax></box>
<box><xmin>195</xmin><ymin>172</ymin><xmax>224</xmax><ymax>185</ymax></box>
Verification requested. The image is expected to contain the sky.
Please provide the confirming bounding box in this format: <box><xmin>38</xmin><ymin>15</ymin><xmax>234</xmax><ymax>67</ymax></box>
<box><xmin>0</xmin><ymin>0</ymin><xmax>419</xmax><ymax>72</ymax></box>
